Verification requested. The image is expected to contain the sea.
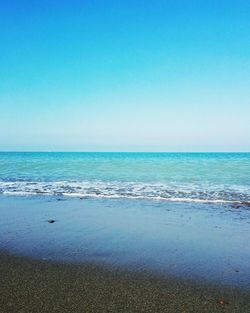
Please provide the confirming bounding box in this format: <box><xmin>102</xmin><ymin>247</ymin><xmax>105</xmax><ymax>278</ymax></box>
<box><xmin>0</xmin><ymin>152</ymin><xmax>250</xmax><ymax>286</ymax></box>
<box><xmin>0</xmin><ymin>152</ymin><xmax>249</xmax><ymax>204</ymax></box>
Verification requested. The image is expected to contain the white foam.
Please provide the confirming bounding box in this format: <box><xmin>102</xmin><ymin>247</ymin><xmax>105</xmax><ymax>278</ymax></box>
<box><xmin>0</xmin><ymin>180</ymin><xmax>249</xmax><ymax>204</ymax></box>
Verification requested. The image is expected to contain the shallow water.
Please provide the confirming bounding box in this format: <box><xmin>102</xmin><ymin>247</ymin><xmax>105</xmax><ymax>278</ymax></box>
<box><xmin>0</xmin><ymin>195</ymin><xmax>250</xmax><ymax>288</ymax></box>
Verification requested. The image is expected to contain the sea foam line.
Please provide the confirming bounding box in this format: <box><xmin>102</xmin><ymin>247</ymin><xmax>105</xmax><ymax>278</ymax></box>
<box><xmin>1</xmin><ymin>191</ymin><xmax>249</xmax><ymax>205</ymax></box>
<box><xmin>0</xmin><ymin>180</ymin><xmax>249</xmax><ymax>204</ymax></box>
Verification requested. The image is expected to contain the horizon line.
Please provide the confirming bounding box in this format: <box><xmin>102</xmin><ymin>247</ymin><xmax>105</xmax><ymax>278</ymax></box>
<box><xmin>0</xmin><ymin>151</ymin><xmax>249</xmax><ymax>154</ymax></box>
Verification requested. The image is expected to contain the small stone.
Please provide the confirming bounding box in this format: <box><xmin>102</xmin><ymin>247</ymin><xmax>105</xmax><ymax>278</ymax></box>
<box><xmin>48</xmin><ymin>219</ymin><xmax>55</xmax><ymax>223</ymax></box>
<box><xmin>218</xmin><ymin>299</ymin><xmax>229</xmax><ymax>305</ymax></box>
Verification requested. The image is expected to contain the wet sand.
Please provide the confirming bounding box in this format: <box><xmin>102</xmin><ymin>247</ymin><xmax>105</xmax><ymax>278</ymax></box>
<box><xmin>1</xmin><ymin>196</ymin><xmax>250</xmax><ymax>287</ymax></box>
<box><xmin>1</xmin><ymin>195</ymin><xmax>250</xmax><ymax>312</ymax></box>
<box><xmin>1</xmin><ymin>252</ymin><xmax>250</xmax><ymax>313</ymax></box>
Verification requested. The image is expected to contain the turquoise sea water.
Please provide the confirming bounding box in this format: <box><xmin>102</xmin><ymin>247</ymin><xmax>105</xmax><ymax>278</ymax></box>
<box><xmin>1</xmin><ymin>153</ymin><xmax>250</xmax><ymax>286</ymax></box>
<box><xmin>0</xmin><ymin>152</ymin><xmax>249</xmax><ymax>203</ymax></box>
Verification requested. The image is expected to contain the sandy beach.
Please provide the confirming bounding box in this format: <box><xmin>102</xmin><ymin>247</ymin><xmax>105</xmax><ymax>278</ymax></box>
<box><xmin>1</xmin><ymin>252</ymin><xmax>250</xmax><ymax>313</ymax></box>
<box><xmin>0</xmin><ymin>195</ymin><xmax>250</xmax><ymax>312</ymax></box>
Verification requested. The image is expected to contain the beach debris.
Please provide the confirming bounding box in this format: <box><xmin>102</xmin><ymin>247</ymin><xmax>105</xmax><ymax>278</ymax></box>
<box><xmin>241</xmin><ymin>201</ymin><xmax>250</xmax><ymax>207</ymax></box>
<box><xmin>218</xmin><ymin>299</ymin><xmax>229</xmax><ymax>305</ymax></box>
<box><xmin>232</xmin><ymin>202</ymin><xmax>250</xmax><ymax>209</ymax></box>
<box><xmin>47</xmin><ymin>219</ymin><xmax>55</xmax><ymax>223</ymax></box>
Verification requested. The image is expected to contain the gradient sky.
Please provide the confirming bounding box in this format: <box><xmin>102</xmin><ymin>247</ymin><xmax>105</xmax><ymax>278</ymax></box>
<box><xmin>0</xmin><ymin>0</ymin><xmax>249</xmax><ymax>151</ymax></box>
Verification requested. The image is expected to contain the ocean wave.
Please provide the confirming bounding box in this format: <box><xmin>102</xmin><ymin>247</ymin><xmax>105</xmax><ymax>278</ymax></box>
<box><xmin>0</xmin><ymin>180</ymin><xmax>250</xmax><ymax>204</ymax></box>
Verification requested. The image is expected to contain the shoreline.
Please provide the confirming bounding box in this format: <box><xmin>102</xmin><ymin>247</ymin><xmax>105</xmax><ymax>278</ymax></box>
<box><xmin>1</xmin><ymin>196</ymin><xmax>250</xmax><ymax>287</ymax></box>
<box><xmin>1</xmin><ymin>252</ymin><xmax>250</xmax><ymax>313</ymax></box>
<box><xmin>1</xmin><ymin>195</ymin><xmax>250</xmax><ymax>311</ymax></box>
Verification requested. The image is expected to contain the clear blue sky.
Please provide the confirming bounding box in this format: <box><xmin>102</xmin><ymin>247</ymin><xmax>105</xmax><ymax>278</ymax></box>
<box><xmin>0</xmin><ymin>0</ymin><xmax>249</xmax><ymax>151</ymax></box>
